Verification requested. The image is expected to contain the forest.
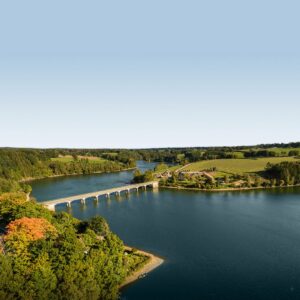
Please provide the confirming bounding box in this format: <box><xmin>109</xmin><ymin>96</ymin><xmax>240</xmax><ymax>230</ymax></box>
<box><xmin>0</xmin><ymin>145</ymin><xmax>300</xmax><ymax>299</ymax></box>
<box><xmin>0</xmin><ymin>143</ymin><xmax>300</xmax><ymax>194</ymax></box>
<box><xmin>0</xmin><ymin>192</ymin><xmax>149</xmax><ymax>299</ymax></box>
<box><xmin>266</xmin><ymin>161</ymin><xmax>300</xmax><ymax>186</ymax></box>
<box><xmin>0</xmin><ymin>149</ymin><xmax>135</xmax><ymax>194</ymax></box>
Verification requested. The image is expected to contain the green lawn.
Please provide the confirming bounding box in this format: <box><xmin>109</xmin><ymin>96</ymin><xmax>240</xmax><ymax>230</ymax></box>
<box><xmin>153</xmin><ymin>164</ymin><xmax>181</xmax><ymax>174</ymax></box>
<box><xmin>51</xmin><ymin>155</ymin><xmax>106</xmax><ymax>164</ymax></box>
<box><xmin>180</xmin><ymin>157</ymin><xmax>300</xmax><ymax>175</ymax></box>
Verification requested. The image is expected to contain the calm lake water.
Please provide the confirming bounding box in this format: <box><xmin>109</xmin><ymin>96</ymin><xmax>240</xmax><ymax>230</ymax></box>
<box><xmin>31</xmin><ymin>161</ymin><xmax>300</xmax><ymax>300</ymax></box>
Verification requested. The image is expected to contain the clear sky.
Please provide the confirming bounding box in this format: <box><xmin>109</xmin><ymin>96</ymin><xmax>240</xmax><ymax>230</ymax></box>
<box><xmin>0</xmin><ymin>0</ymin><xmax>299</xmax><ymax>148</ymax></box>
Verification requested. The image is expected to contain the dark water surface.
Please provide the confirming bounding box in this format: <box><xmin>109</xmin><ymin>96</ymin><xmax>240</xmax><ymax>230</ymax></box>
<box><xmin>31</xmin><ymin>162</ymin><xmax>300</xmax><ymax>300</ymax></box>
<box><xmin>31</xmin><ymin>161</ymin><xmax>158</xmax><ymax>201</ymax></box>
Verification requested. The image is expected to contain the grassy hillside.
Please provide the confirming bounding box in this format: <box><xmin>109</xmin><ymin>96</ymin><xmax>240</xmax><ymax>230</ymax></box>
<box><xmin>0</xmin><ymin>150</ymin><xmax>131</xmax><ymax>194</ymax></box>
<box><xmin>51</xmin><ymin>155</ymin><xmax>106</xmax><ymax>163</ymax></box>
<box><xmin>180</xmin><ymin>157</ymin><xmax>300</xmax><ymax>175</ymax></box>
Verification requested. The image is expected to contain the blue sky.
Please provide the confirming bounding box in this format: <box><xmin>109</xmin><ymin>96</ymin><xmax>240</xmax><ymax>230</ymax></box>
<box><xmin>0</xmin><ymin>0</ymin><xmax>299</xmax><ymax>148</ymax></box>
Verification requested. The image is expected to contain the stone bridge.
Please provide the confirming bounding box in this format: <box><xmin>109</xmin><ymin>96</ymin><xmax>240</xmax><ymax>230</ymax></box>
<box><xmin>42</xmin><ymin>181</ymin><xmax>159</xmax><ymax>211</ymax></box>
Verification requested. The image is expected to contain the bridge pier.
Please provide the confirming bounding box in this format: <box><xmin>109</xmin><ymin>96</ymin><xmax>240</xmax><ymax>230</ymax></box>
<box><xmin>152</xmin><ymin>181</ymin><xmax>159</xmax><ymax>189</ymax></box>
<box><xmin>42</xmin><ymin>181</ymin><xmax>159</xmax><ymax>210</ymax></box>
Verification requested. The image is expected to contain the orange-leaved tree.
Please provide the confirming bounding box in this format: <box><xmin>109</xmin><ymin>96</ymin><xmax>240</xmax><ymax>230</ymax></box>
<box><xmin>4</xmin><ymin>217</ymin><xmax>57</xmax><ymax>272</ymax></box>
<box><xmin>5</xmin><ymin>217</ymin><xmax>57</xmax><ymax>243</ymax></box>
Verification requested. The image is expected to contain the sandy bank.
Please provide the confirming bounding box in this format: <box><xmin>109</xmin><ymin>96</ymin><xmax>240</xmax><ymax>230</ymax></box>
<box><xmin>120</xmin><ymin>247</ymin><xmax>164</xmax><ymax>289</ymax></box>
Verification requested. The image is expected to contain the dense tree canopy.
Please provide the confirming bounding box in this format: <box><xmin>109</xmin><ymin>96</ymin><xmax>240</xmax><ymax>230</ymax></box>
<box><xmin>0</xmin><ymin>144</ymin><xmax>299</xmax><ymax>298</ymax></box>
<box><xmin>0</xmin><ymin>193</ymin><xmax>148</xmax><ymax>300</ymax></box>
<box><xmin>266</xmin><ymin>161</ymin><xmax>300</xmax><ymax>186</ymax></box>
<box><xmin>0</xmin><ymin>142</ymin><xmax>299</xmax><ymax>192</ymax></box>
<box><xmin>0</xmin><ymin>149</ymin><xmax>136</xmax><ymax>194</ymax></box>
<box><xmin>132</xmin><ymin>170</ymin><xmax>154</xmax><ymax>183</ymax></box>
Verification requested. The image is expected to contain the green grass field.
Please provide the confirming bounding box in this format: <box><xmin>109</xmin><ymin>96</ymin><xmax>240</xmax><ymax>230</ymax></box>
<box><xmin>51</xmin><ymin>155</ymin><xmax>106</xmax><ymax>164</ymax></box>
<box><xmin>180</xmin><ymin>157</ymin><xmax>300</xmax><ymax>175</ymax></box>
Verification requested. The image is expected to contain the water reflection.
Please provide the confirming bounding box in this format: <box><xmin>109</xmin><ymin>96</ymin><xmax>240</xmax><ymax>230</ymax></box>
<box><xmin>31</xmin><ymin>162</ymin><xmax>300</xmax><ymax>300</ymax></box>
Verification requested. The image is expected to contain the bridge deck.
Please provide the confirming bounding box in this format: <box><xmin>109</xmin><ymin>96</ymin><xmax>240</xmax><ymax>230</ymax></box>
<box><xmin>42</xmin><ymin>181</ymin><xmax>158</xmax><ymax>207</ymax></box>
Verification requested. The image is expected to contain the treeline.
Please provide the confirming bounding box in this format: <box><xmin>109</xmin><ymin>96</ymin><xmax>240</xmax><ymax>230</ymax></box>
<box><xmin>135</xmin><ymin>148</ymin><xmax>299</xmax><ymax>164</ymax></box>
<box><xmin>0</xmin><ymin>149</ymin><xmax>129</xmax><ymax>181</ymax></box>
<box><xmin>266</xmin><ymin>162</ymin><xmax>300</xmax><ymax>186</ymax></box>
<box><xmin>101</xmin><ymin>150</ymin><xmax>141</xmax><ymax>165</ymax></box>
<box><xmin>1</xmin><ymin>142</ymin><xmax>299</xmax><ymax>193</ymax></box>
<box><xmin>0</xmin><ymin>192</ymin><xmax>148</xmax><ymax>299</ymax></box>
<box><xmin>253</xmin><ymin>142</ymin><xmax>300</xmax><ymax>149</ymax></box>
<box><xmin>244</xmin><ymin>150</ymin><xmax>299</xmax><ymax>158</ymax></box>
<box><xmin>126</xmin><ymin>142</ymin><xmax>300</xmax><ymax>164</ymax></box>
<box><xmin>0</xmin><ymin>149</ymin><xmax>136</xmax><ymax>194</ymax></box>
<box><xmin>132</xmin><ymin>169</ymin><xmax>154</xmax><ymax>183</ymax></box>
<box><xmin>48</xmin><ymin>159</ymin><xmax>128</xmax><ymax>176</ymax></box>
<box><xmin>0</xmin><ymin>149</ymin><xmax>135</xmax><ymax>180</ymax></box>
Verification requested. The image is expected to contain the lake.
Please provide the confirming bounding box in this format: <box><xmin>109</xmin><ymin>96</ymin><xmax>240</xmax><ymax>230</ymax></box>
<box><xmin>31</xmin><ymin>161</ymin><xmax>300</xmax><ymax>300</ymax></box>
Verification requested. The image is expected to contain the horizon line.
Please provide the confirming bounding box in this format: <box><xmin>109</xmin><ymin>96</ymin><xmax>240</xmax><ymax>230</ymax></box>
<box><xmin>1</xmin><ymin>141</ymin><xmax>299</xmax><ymax>150</ymax></box>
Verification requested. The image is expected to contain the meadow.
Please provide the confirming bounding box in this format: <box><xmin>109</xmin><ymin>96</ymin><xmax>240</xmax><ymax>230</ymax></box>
<box><xmin>51</xmin><ymin>155</ymin><xmax>106</xmax><ymax>164</ymax></box>
<box><xmin>179</xmin><ymin>157</ymin><xmax>300</xmax><ymax>175</ymax></box>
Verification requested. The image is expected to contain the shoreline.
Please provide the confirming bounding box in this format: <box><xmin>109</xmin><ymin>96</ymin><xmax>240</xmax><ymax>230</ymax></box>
<box><xmin>20</xmin><ymin>167</ymin><xmax>137</xmax><ymax>183</ymax></box>
<box><xmin>160</xmin><ymin>184</ymin><xmax>300</xmax><ymax>193</ymax></box>
<box><xmin>120</xmin><ymin>247</ymin><xmax>164</xmax><ymax>289</ymax></box>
